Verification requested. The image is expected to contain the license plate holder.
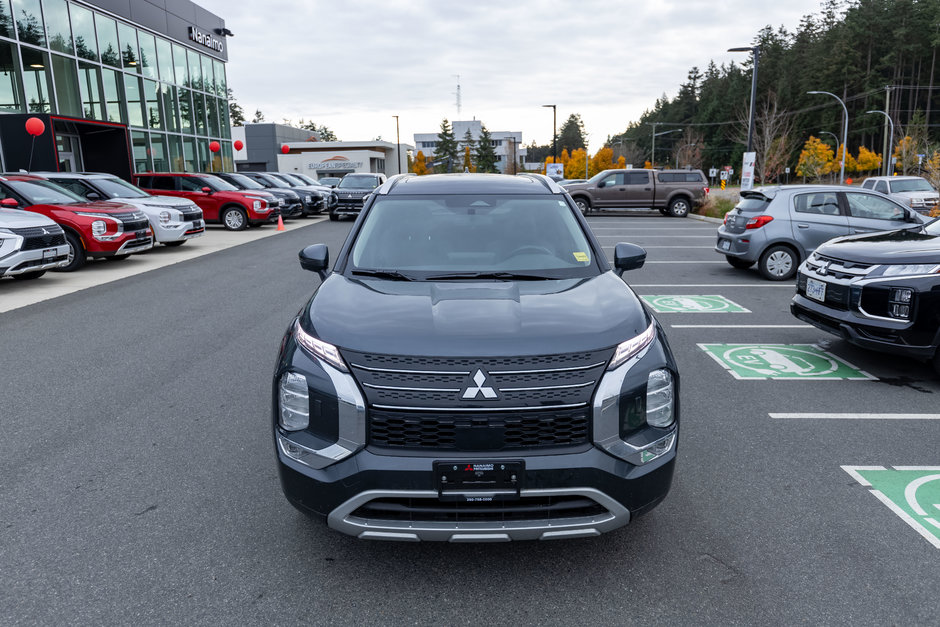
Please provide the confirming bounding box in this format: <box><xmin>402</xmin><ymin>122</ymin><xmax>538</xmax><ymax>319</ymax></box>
<box><xmin>434</xmin><ymin>460</ymin><xmax>523</xmax><ymax>502</ymax></box>
<box><xmin>806</xmin><ymin>277</ymin><xmax>827</xmax><ymax>302</ymax></box>
<box><xmin>42</xmin><ymin>247</ymin><xmax>55</xmax><ymax>261</ymax></box>
<box><xmin>135</xmin><ymin>229</ymin><xmax>149</xmax><ymax>240</ymax></box>
<box><xmin>719</xmin><ymin>239</ymin><xmax>731</xmax><ymax>251</ymax></box>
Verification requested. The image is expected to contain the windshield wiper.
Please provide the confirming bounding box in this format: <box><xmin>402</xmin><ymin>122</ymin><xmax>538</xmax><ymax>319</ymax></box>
<box><xmin>351</xmin><ymin>269</ymin><xmax>415</xmax><ymax>281</ymax></box>
<box><xmin>424</xmin><ymin>271</ymin><xmax>555</xmax><ymax>281</ymax></box>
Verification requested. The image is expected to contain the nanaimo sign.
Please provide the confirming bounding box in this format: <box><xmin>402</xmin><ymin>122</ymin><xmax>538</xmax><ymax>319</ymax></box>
<box><xmin>188</xmin><ymin>27</ymin><xmax>224</xmax><ymax>54</ymax></box>
<box><xmin>307</xmin><ymin>156</ymin><xmax>363</xmax><ymax>170</ymax></box>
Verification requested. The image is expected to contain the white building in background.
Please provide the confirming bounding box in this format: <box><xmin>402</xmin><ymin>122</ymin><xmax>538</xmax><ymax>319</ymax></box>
<box><xmin>413</xmin><ymin>120</ymin><xmax>526</xmax><ymax>173</ymax></box>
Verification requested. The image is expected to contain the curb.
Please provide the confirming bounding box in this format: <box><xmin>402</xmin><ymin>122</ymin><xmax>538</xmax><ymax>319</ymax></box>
<box><xmin>687</xmin><ymin>213</ymin><xmax>724</xmax><ymax>224</ymax></box>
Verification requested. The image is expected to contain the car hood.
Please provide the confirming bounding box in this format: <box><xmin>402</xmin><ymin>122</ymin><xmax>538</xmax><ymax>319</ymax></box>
<box><xmin>891</xmin><ymin>190</ymin><xmax>939</xmax><ymax>200</ymax></box>
<box><xmin>66</xmin><ymin>199</ymin><xmax>143</xmax><ymax>213</ymax></box>
<box><xmin>304</xmin><ymin>272</ymin><xmax>650</xmax><ymax>356</ymax></box>
<box><xmin>819</xmin><ymin>227</ymin><xmax>940</xmax><ymax>264</ymax></box>
<box><xmin>0</xmin><ymin>207</ymin><xmax>58</xmax><ymax>227</ymax></box>
<box><xmin>563</xmin><ymin>181</ymin><xmax>594</xmax><ymax>192</ymax></box>
<box><xmin>117</xmin><ymin>195</ymin><xmax>196</xmax><ymax>209</ymax></box>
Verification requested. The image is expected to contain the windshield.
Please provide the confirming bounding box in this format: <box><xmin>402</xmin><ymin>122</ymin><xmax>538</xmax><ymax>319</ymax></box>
<box><xmin>348</xmin><ymin>195</ymin><xmax>597</xmax><ymax>279</ymax></box>
<box><xmin>890</xmin><ymin>179</ymin><xmax>935</xmax><ymax>193</ymax></box>
<box><xmin>736</xmin><ymin>193</ymin><xmax>771</xmax><ymax>212</ymax></box>
<box><xmin>923</xmin><ymin>218</ymin><xmax>940</xmax><ymax>235</ymax></box>
<box><xmin>224</xmin><ymin>173</ymin><xmax>264</xmax><ymax>189</ymax></box>
<box><xmin>8</xmin><ymin>179</ymin><xmax>84</xmax><ymax>204</ymax></box>
<box><xmin>203</xmin><ymin>175</ymin><xmax>238</xmax><ymax>191</ymax></box>
<box><xmin>96</xmin><ymin>177</ymin><xmax>150</xmax><ymax>198</ymax></box>
<box><xmin>293</xmin><ymin>173</ymin><xmax>318</xmax><ymax>185</ymax></box>
<box><xmin>585</xmin><ymin>170</ymin><xmax>615</xmax><ymax>185</ymax></box>
<box><xmin>278</xmin><ymin>173</ymin><xmax>306</xmax><ymax>185</ymax></box>
<box><xmin>339</xmin><ymin>175</ymin><xmax>380</xmax><ymax>190</ymax></box>
<box><xmin>255</xmin><ymin>174</ymin><xmax>284</xmax><ymax>188</ymax></box>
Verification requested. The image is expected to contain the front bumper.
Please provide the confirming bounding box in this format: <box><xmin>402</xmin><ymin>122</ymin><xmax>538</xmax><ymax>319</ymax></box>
<box><xmin>0</xmin><ymin>244</ymin><xmax>69</xmax><ymax>276</ymax></box>
<box><xmin>87</xmin><ymin>232</ymin><xmax>154</xmax><ymax>257</ymax></box>
<box><xmin>151</xmin><ymin>219</ymin><xmax>205</xmax><ymax>243</ymax></box>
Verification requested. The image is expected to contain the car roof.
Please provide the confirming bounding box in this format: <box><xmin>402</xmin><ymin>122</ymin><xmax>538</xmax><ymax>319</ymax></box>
<box><xmin>30</xmin><ymin>172</ymin><xmax>115</xmax><ymax>179</ymax></box>
<box><xmin>0</xmin><ymin>173</ymin><xmax>44</xmax><ymax>181</ymax></box>
<box><xmin>378</xmin><ymin>173</ymin><xmax>560</xmax><ymax>196</ymax></box>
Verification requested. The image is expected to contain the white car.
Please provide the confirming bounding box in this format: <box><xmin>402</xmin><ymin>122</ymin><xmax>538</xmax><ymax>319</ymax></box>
<box><xmin>0</xmin><ymin>207</ymin><xmax>70</xmax><ymax>280</ymax></box>
<box><xmin>861</xmin><ymin>175</ymin><xmax>939</xmax><ymax>214</ymax></box>
<box><xmin>36</xmin><ymin>173</ymin><xmax>205</xmax><ymax>246</ymax></box>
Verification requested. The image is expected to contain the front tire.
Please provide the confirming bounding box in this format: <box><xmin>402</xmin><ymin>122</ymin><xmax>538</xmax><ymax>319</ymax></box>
<box><xmin>573</xmin><ymin>197</ymin><xmax>591</xmax><ymax>215</ymax></box>
<box><xmin>726</xmin><ymin>255</ymin><xmax>754</xmax><ymax>269</ymax></box>
<box><xmin>329</xmin><ymin>211</ymin><xmax>339</xmax><ymax>221</ymax></box>
<box><xmin>12</xmin><ymin>270</ymin><xmax>45</xmax><ymax>280</ymax></box>
<box><xmin>59</xmin><ymin>231</ymin><xmax>86</xmax><ymax>272</ymax></box>
<box><xmin>668</xmin><ymin>197</ymin><xmax>690</xmax><ymax>217</ymax></box>
<box><xmin>758</xmin><ymin>245</ymin><xmax>798</xmax><ymax>281</ymax></box>
<box><xmin>221</xmin><ymin>206</ymin><xmax>248</xmax><ymax>231</ymax></box>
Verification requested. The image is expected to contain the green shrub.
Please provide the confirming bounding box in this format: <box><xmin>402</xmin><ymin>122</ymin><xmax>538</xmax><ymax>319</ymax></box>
<box><xmin>696</xmin><ymin>196</ymin><xmax>736</xmax><ymax>219</ymax></box>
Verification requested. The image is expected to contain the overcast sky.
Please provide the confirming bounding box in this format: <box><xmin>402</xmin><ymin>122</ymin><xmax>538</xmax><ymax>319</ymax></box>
<box><xmin>199</xmin><ymin>0</ymin><xmax>827</xmax><ymax>153</ymax></box>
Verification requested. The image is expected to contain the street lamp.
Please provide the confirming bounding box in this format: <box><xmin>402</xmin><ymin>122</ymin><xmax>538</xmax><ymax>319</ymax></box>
<box><xmin>808</xmin><ymin>90</ymin><xmax>849</xmax><ymax>184</ymax></box>
<box><xmin>728</xmin><ymin>46</ymin><xmax>760</xmax><ymax>153</ymax></box>
<box><xmin>542</xmin><ymin>104</ymin><xmax>557</xmax><ymax>165</ymax></box>
<box><xmin>865</xmin><ymin>110</ymin><xmax>894</xmax><ymax>176</ymax></box>
<box><xmin>392</xmin><ymin>115</ymin><xmax>400</xmax><ymax>175</ymax></box>
<box><xmin>676</xmin><ymin>143</ymin><xmax>696</xmax><ymax>169</ymax></box>
<box><xmin>818</xmin><ymin>131</ymin><xmax>840</xmax><ymax>147</ymax></box>
<box><xmin>651</xmin><ymin>125</ymin><xmax>681</xmax><ymax>168</ymax></box>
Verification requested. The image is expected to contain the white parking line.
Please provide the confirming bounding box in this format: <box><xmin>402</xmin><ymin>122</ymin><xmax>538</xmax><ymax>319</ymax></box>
<box><xmin>771</xmin><ymin>413</ymin><xmax>940</xmax><ymax>420</ymax></box>
<box><xmin>590</xmin><ymin>227</ymin><xmax>716</xmax><ymax>231</ymax></box>
<box><xmin>631</xmin><ymin>283</ymin><xmax>795</xmax><ymax>287</ymax></box>
<box><xmin>596</xmin><ymin>235</ymin><xmax>715</xmax><ymax>238</ymax></box>
<box><xmin>672</xmin><ymin>324</ymin><xmax>811</xmax><ymax>329</ymax></box>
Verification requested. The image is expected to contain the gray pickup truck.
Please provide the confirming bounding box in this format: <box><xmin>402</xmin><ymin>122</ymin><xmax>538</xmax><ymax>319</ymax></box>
<box><xmin>564</xmin><ymin>169</ymin><xmax>709</xmax><ymax>217</ymax></box>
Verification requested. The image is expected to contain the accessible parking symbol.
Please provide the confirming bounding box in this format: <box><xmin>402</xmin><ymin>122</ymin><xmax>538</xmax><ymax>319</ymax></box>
<box><xmin>843</xmin><ymin>466</ymin><xmax>940</xmax><ymax>549</ymax></box>
<box><xmin>642</xmin><ymin>295</ymin><xmax>750</xmax><ymax>313</ymax></box>
<box><xmin>699</xmin><ymin>344</ymin><xmax>874</xmax><ymax>380</ymax></box>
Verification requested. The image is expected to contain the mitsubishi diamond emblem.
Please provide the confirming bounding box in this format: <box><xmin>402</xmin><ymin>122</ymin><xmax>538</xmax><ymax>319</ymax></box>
<box><xmin>41</xmin><ymin>227</ymin><xmax>50</xmax><ymax>235</ymax></box>
<box><xmin>462</xmin><ymin>369</ymin><xmax>498</xmax><ymax>400</ymax></box>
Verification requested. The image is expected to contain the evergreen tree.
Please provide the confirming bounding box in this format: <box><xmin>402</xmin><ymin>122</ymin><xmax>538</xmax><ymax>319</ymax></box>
<box><xmin>251</xmin><ymin>109</ymin><xmax>265</xmax><ymax>123</ymax></box>
<box><xmin>227</xmin><ymin>89</ymin><xmax>245</xmax><ymax>126</ymax></box>
<box><xmin>435</xmin><ymin>119</ymin><xmax>459</xmax><ymax>172</ymax></box>
<box><xmin>558</xmin><ymin>114</ymin><xmax>587</xmax><ymax>153</ymax></box>
<box><xmin>475</xmin><ymin>124</ymin><xmax>498</xmax><ymax>173</ymax></box>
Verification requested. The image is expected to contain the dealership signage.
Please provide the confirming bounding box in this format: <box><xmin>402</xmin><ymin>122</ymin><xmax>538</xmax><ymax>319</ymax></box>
<box><xmin>188</xmin><ymin>27</ymin><xmax>224</xmax><ymax>54</ymax></box>
<box><xmin>307</xmin><ymin>156</ymin><xmax>363</xmax><ymax>170</ymax></box>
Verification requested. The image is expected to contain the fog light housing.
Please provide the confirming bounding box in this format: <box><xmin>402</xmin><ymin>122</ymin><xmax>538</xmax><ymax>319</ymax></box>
<box><xmin>889</xmin><ymin>303</ymin><xmax>911</xmax><ymax>319</ymax></box>
<box><xmin>639</xmin><ymin>432</ymin><xmax>676</xmax><ymax>464</ymax></box>
<box><xmin>890</xmin><ymin>288</ymin><xmax>912</xmax><ymax>303</ymax></box>
<box><xmin>277</xmin><ymin>433</ymin><xmax>315</xmax><ymax>463</ymax></box>
<box><xmin>646</xmin><ymin>369</ymin><xmax>675</xmax><ymax>427</ymax></box>
<box><xmin>278</xmin><ymin>372</ymin><xmax>310</xmax><ymax>431</ymax></box>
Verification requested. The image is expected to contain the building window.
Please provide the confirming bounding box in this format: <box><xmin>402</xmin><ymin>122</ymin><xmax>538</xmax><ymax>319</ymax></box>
<box><xmin>213</xmin><ymin>59</ymin><xmax>225</xmax><ymax>97</ymax></box>
<box><xmin>131</xmin><ymin>130</ymin><xmax>149</xmax><ymax>172</ymax></box>
<box><xmin>187</xmin><ymin>48</ymin><xmax>201</xmax><ymax>91</ymax></box>
<box><xmin>137</xmin><ymin>32</ymin><xmax>157</xmax><ymax>80</ymax></box>
<box><xmin>51</xmin><ymin>53</ymin><xmax>81</xmax><ymax>116</ymax></box>
<box><xmin>178</xmin><ymin>87</ymin><xmax>193</xmax><ymax>132</ymax></box>
<box><xmin>94</xmin><ymin>13</ymin><xmax>119</xmax><ymax>66</ymax></box>
<box><xmin>192</xmin><ymin>91</ymin><xmax>205</xmax><ymax>134</ymax></box>
<box><xmin>206</xmin><ymin>95</ymin><xmax>219</xmax><ymax>137</ymax></box>
<box><xmin>0</xmin><ymin>40</ymin><xmax>24</xmax><ymax>112</ymax></box>
<box><xmin>101</xmin><ymin>67</ymin><xmax>123</xmax><ymax>123</ymax></box>
<box><xmin>182</xmin><ymin>134</ymin><xmax>197</xmax><ymax>171</ymax></box>
<box><xmin>117</xmin><ymin>21</ymin><xmax>139</xmax><ymax>72</ymax></box>
<box><xmin>143</xmin><ymin>78</ymin><xmax>161</xmax><ymax>129</ymax></box>
<box><xmin>123</xmin><ymin>72</ymin><xmax>143</xmax><ymax>126</ymax></box>
<box><xmin>161</xmin><ymin>84</ymin><xmax>178</xmax><ymax>132</ymax></box>
<box><xmin>20</xmin><ymin>46</ymin><xmax>53</xmax><ymax>113</ymax></box>
<box><xmin>200</xmin><ymin>54</ymin><xmax>214</xmax><ymax>96</ymax></box>
<box><xmin>70</xmin><ymin>4</ymin><xmax>96</xmax><ymax>61</ymax></box>
<box><xmin>172</xmin><ymin>43</ymin><xmax>188</xmax><ymax>87</ymax></box>
<box><xmin>167</xmin><ymin>133</ymin><xmax>183</xmax><ymax>170</ymax></box>
<box><xmin>77</xmin><ymin>61</ymin><xmax>102</xmax><ymax>119</ymax></box>
<box><xmin>13</xmin><ymin>0</ymin><xmax>45</xmax><ymax>46</ymax></box>
<box><xmin>149</xmin><ymin>132</ymin><xmax>167</xmax><ymax>171</ymax></box>
<box><xmin>0</xmin><ymin>0</ymin><xmax>13</xmax><ymax>39</ymax></box>
<box><xmin>154</xmin><ymin>36</ymin><xmax>173</xmax><ymax>84</ymax></box>
<box><xmin>43</xmin><ymin>0</ymin><xmax>72</xmax><ymax>54</ymax></box>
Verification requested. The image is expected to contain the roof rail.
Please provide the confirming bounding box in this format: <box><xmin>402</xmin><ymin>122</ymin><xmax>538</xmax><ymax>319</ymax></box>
<box><xmin>384</xmin><ymin>173</ymin><xmax>415</xmax><ymax>194</ymax></box>
<box><xmin>516</xmin><ymin>172</ymin><xmax>555</xmax><ymax>192</ymax></box>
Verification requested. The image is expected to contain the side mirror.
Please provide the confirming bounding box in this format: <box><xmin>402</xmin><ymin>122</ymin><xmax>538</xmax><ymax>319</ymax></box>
<box><xmin>1</xmin><ymin>197</ymin><xmax>19</xmax><ymax>208</ymax></box>
<box><xmin>597</xmin><ymin>180</ymin><xmax>606</xmax><ymax>188</ymax></box>
<box><xmin>299</xmin><ymin>243</ymin><xmax>329</xmax><ymax>281</ymax></box>
<box><xmin>614</xmin><ymin>242</ymin><xmax>646</xmax><ymax>276</ymax></box>
<box><xmin>201</xmin><ymin>186</ymin><xmax>212</xmax><ymax>194</ymax></box>
<box><xmin>85</xmin><ymin>192</ymin><xmax>101</xmax><ymax>200</ymax></box>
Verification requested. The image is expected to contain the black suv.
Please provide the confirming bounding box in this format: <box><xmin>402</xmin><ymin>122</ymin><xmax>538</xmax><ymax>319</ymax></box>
<box><xmin>330</xmin><ymin>173</ymin><xmax>387</xmax><ymax>221</ymax></box>
<box><xmin>791</xmin><ymin>218</ymin><xmax>940</xmax><ymax>373</ymax></box>
<box><xmin>272</xmin><ymin>173</ymin><xmax>680</xmax><ymax>541</ymax></box>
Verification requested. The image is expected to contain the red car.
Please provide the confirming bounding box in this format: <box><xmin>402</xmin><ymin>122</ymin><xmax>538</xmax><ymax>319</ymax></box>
<box><xmin>133</xmin><ymin>173</ymin><xmax>278</xmax><ymax>231</ymax></box>
<box><xmin>0</xmin><ymin>173</ymin><xmax>153</xmax><ymax>271</ymax></box>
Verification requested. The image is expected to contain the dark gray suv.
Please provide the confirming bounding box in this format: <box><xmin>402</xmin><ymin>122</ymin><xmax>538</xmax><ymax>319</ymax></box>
<box><xmin>716</xmin><ymin>185</ymin><xmax>929</xmax><ymax>280</ymax></box>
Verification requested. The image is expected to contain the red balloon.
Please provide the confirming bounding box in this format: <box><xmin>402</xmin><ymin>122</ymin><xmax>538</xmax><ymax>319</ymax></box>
<box><xmin>25</xmin><ymin>117</ymin><xmax>45</xmax><ymax>136</ymax></box>
<box><xmin>280</xmin><ymin>144</ymin><xmax>290</xmax><ymax>154</ymax></box>
<box><xmin>209</xmin><ymin>141</ymin><xmax>221</xmax><ymax>153</ymax></box>
<box><xmin>233</xmin><ymin>140</ymin><xmax>244</xmax><ymax>151</ymax></box>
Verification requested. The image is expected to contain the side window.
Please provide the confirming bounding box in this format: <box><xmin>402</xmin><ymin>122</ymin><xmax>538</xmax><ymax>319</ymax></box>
<box><xmin>861</xmin><ymin>179</ymin><xmax>874</xmax><ymax>189</ymax></box>
<box><xmin>149</xmin><ymin>176</ymin><xmax>176</xmax><ymax>191</ymax></box>
<box><xmin>178</xmin><ymin>177</ymin><xmax>205</xmax><ymax>192</ymax></box>
<box><xmin>50</xmin><ymin>180</ymin><xmax>92</xmax><ymax>197</ymax></box>
<box><xmin>625</xmin><ymin>172</ymin><xmax>649</xmax><ymax>185</ymax></box>
<box><xmin>794</xmin><ymin>192</ymin><xmax>840</xmax><ymax>215</ymax></box>
<box><xmin>686</xmin><ymin>173</ymin><xmax>706</xmax><ymax>182</ymax></box>
<box><xmin>874</xmin><ymin>181</ymin><xmax>888</xmax><ymax>194</ymax></box>
<box><xmin>845</xmin><ymin>192</ymin><xmax>907</xmax><ymax>221</ymax></box>
<box><xmin>657</xmin><ymin>173</ymin><xmax>675</xmax><ymax>183</ymax></box>
<box><xmin>599</xmin><ymin>173</ymin><xmax>624</xmax><ymax>187</ymax></box>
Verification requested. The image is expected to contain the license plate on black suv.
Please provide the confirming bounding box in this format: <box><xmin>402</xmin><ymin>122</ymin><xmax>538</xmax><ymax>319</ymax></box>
<box><xmin>434</xmin><ymin>460</ymin><xmax>523</xmax><ymax>502</ymax></box>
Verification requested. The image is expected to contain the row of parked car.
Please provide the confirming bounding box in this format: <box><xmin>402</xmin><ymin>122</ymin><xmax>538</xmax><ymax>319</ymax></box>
<box><xmin>0</xmin><ymin>170</ymin><xmax>340</xmax><ymax>280</ymax></box>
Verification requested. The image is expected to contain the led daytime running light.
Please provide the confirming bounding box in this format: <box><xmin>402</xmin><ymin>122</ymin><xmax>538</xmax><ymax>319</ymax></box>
<box><xmin>293</xmin><ymin>320</ymin><xmax>348</xmax><ymax>372</ymax></box>
<box><xmin>608</xmin><ymin>322</ymin><xmax>656</xmax><ymax>370</ymax></box>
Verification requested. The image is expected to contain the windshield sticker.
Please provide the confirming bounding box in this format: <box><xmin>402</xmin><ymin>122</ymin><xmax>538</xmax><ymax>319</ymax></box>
<box><xmin>573</xmin><ymin>252</ymin><xmax>590</xmax><ymax>263</ymax></box>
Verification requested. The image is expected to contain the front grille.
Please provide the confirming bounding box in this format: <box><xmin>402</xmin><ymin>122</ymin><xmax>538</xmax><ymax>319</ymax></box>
<box><xmin>180</xmin><ymin>210</ymin><xmax>202</xmax><ymax>222</ymax></box>
<box><xmin>351</xmin><ymin>495</ymin><xmax>607</xmax><ymax>523</ymax></box>
<box><xmin>807</xmin><ymin>253</ymin><xmax>875</xmax><ymax>280</ymax></box>
<box><xmin>797</xmin><ymin>273</ymin><xmax>852</xmax><ymax>310</ymax></box>
<box><xmin>9</xmin><ymin>225</ymin><xmax>66</xmax><ymax>250</ymax></box>
<box><xmin>112</xmin><ymin>212</ymin><xmax>149</xmax><ymax>232</ymax></box>
<box><xmin>369</xmin><ymin>407</ymin><xmax>590</xmax><ymax>450</ymax></box>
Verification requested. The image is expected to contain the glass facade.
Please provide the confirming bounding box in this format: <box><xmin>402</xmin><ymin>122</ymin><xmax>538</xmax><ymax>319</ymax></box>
<box><xmin>0</xmin><ymin>0</ymin><xmax>231</xmax><ymax>172</ymax></box>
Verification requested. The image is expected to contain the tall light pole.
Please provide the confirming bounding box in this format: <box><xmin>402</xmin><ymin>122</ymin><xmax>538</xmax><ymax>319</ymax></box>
<box><xmin>392</xmin><ymin>115</ymin><xmax>401</xmax><ymax>174</ymax></box>
<box><xmin>808</xmin><ymin>90</ymin><xmax>849</xmax><ymax>184</ymax></box>
<box><xmin>865</xmin><ymin>109</ymin><xmax>894</xmax><ymax>176</ymax></box>
<box><xmin>676</xmin><ymin>143</ymin><xmax>696</xmax><ymax>169</ymax></box>
<box><xmin>728</xmin><ymin>46</ymin><xmax>760</xmax><ymax>153</ymax></box>
<box><xmin>542</xmin><ymin>104</ymin><xmax>557</xmax><ymax>165</ymax></box>
<box><xmin>651</xmin><ymin>126</ymin><xmax>681</xmax><ymax>168</ymax></box>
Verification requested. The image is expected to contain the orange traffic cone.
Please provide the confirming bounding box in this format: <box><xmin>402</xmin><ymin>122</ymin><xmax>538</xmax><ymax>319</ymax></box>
<box><xmin>276</xmin><ymin>215</ymin><xmax>285</xmax><ymax>231</ymax></box>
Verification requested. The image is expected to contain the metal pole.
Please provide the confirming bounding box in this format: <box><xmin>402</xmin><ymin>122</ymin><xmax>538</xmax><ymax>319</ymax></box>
<box><xmin>808</xmin><ymin>91</ymin><xmax>848</xmax><ymax>184</ymax></box>
<box><xmin>651</xmin><ymin>123</ymin><xmax>656</xmax><ymax>168</ymax></box>
<box><xmin>393</xmin><ymin>115</ymin><xmax>400</xmax><ymax>175</ymax></box>
<box><xmin>542</xmin><ymin>105</ymin><xmax>557</xmax><ymax>166</ymax></box>
<box><xmin>728</xmin><ymin>47</ymin><xmax>759</xmax><ymax>153</ymax></box>
<box><xmin>865</xmin><ymin>109</ymin><xmax>894</xmax><ymax>177</ymax></box>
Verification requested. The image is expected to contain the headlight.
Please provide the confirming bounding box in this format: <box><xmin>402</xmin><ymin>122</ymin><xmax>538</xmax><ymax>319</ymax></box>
<box><xmin>278</xmin><ymin>372</ymin><xmax>309</xmax><ymax>431</ymax></box>
<box><xmin>91</xmin><ymin>220</ymin><xmax>106</xmax><ymax>237</ymax></box>
<box><xmin>608</xmin><ymin>322</ymin><xmax>656</xmax><ymax>370</ymax></box>
<box><xmin>253</xmin><ymin>200</ymin><xmax>261</xmax><ymax>211</ymax></box>
<box><xmin>879</xmin><ymin>264</ymin><xmax>940</xmax><ymax>277</ymax></box>
<box><xmin>159</xmin><ymin>211</ymin><xmax>170</xmax><ymax>224</ymax></box>
<box><xmin>646</xmin><ymin>369</ymin><xmax>675</xmax><ymax>427</ymax></box>
<box><xmin>293</xmin><ymin>319</ymin><xmax>348</xmax><ymax>372</ymax></box>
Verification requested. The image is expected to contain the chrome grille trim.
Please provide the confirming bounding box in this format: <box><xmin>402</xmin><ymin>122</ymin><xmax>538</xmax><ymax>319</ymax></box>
<box><xmin>372</xmin><ymin>402</ymin><xmax>587</xmax><ymax>413</ymax></box>
<box><xmin>489</xmin><ymin>362</ymin><xmax>607</xmax><ymax>375</ymax></box>
<box><xmin>362</xmin><ymin>383</ymin><xmax>462</xmax><ymax>392</ymax></box>
<box><xmin>350</xmin><ymin>364</ymin><xmax>470</xmax><ymax>376</ymax></box>
<box><xmin>499</xmin><ymin>382</ymin><xmax>595</xmax><ymax>392</ymax></box>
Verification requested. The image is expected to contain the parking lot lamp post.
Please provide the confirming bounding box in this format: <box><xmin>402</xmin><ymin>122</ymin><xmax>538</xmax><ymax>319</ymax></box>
<box><xmin>652</xmin><ymin>128</ymin><xmax>682</xmax><ymax>169</ymax></box>
<box><xmin>865</xmin><ymin>110</ymin><xmax>894</xmax><ymax>176</ymax></box>
<box><xmin>728</xmin><ymin>46</ymin><xmax>759</xmax><ymax>153</ymax></box>
<box><xmin>676</xmin><ymin>143</ymin><xmax>696</xmax><ymax>169</ymax></box>
<box><xmin>542</xmin><ymin>104</ymin><xmax>557</xmax><ymax>165</ymax></box>
<box><xmin>808</xmin><ymin>91</ymin><xmax>849</xmax><ymax>184</ymax></box>
<box><xmin>393</xmin><ymin>115</ymin><xmax>400</xmax><ymax>175</ymax></box>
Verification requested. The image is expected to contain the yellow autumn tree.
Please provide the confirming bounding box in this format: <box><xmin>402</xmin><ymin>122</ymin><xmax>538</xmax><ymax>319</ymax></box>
<box><xmin>617</xmin><ymin>156</ymin><xmax>626</xmax><ymax>169</ymax></box>
<box><xmin>832</xmin><ymin>144</ymin><xmax>859</xmax><ymax>174</ymax></box>
<box><xmin>560</xmin><ymin>149</ymin><xmax>571</xmax><ymax>171</ymax></box>
<box><xmin>893</xmin><ymin>136</ymin><xmax>919</xmax><ymax>174</ymax></box>
<box><xmin>462</xmin><ymin>146</ymin><xmax>475</xmax><ymax>172</ymax></box>
<box><xmin>568</xmin><ymin>148</ymin><xmax>588</xmax><ymax>179</ymax></box>
<box><xmin>644</xmin><ymin>160</ymin><xmax>652</xmax><ymax>169</ymax></box>
<box><xmin>412</xmin><ymin>150</ymin><xmax>428</xmax><ymax>175</ymax></box>
<box><xmin>923</xmin><ymin>151</ymin><xmax>940</xmax><ymax>216</ymax></box>
<box><xmin>590</xmin><ymin>147</ymin><xmax>616</xmax><ymax>175</ymax></box>
<box><xmin>855</xmin><ymin>146</ymin><xmax>881</xmax><ymax>174</ymax></box>
<box><xmin>796</xmin><ymin>136</ymin><xmax>833</xmax><ymax>181</ymax></box>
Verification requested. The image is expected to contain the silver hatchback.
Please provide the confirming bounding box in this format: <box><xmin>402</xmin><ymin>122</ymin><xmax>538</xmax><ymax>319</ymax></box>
<box><xmin>715</xmin><ymin>185</ymin><xmax>929</xmax><ymax>280</ymax></box>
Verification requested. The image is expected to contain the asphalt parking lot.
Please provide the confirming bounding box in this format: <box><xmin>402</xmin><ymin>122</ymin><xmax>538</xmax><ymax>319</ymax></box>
<box><xmin>1</xmin><ymin>213</ymin><xmax>938</xmax><ymax>625</ymax></box>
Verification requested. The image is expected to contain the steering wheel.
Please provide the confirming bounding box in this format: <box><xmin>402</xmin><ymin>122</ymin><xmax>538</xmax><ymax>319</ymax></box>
<box><xmin>508</xmin><ymin>245</ymin><xmax>554</xmax><ymax>257</ymax></box>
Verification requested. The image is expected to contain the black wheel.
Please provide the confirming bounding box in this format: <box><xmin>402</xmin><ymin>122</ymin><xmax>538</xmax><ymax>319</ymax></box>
<box><xmin>658</xmin><ymin>208</ymin><xmax>669</xmax><ymax>215</ymax></box>
<box><xmin>106</xmin><ymin>254</ymin><xmax>130</xmax><ymax>262</ymax></box>
<box><xmin>758</xmin><ymin>245</ymin><xmax>798</xmax><ymax>281</ymax></box>
<box><xmin>12</xmin><ymin>270</ymin><xmax>45</xmax><ymax>280</ymax></box>
<box><xmin>573</xmin><ymin>197</ymin><xmax>591</xmax><ymax>215</ymax></box>
<box><xmin>726</xmin><ymin>255</ymin><xmax>754</xmax><ymax>269</ymax></box>
<box><xmin>668</xmin><ymin>197</ymin><xmax>691</xmax><ymax>217</ymax></box>
<box><xmin>163</xmin><ymin>240</ymin><xmax>186</xmax><ymax>247</ymax></box>
<box><xmin>58</xmin><ymin>231</ymin><xmax>86</xmax><ymax>272</ymax></box>
<box><xmin>329</xmin><ymin>211</ymin><xmax>339</xmax><ymax>221</ymax></box>
<box><xmin>221</xmin><ymin>206</ymin><xmax>248</xmax><ymax>231</ymax></box>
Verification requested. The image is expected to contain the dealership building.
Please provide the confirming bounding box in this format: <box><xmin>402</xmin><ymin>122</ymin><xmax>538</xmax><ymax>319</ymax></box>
<box><xmin>0</xmin><ymin>0</ymin><xmax>232</xmax><ymax>180</ymax></box>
